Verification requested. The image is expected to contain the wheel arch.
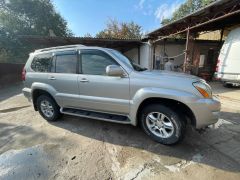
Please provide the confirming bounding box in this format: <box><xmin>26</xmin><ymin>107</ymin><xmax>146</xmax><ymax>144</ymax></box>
<box><xmin>136</xmin><ymin>97</ymin><xmax>196</xmax><ymax>127</ymax></box>
<box><xmin>32</xmin><ymin>89</ymin><xmax>56</xmax><ymax>111</ymax></box>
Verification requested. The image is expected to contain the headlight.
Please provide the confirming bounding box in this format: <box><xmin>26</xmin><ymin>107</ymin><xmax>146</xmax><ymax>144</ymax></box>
<box><xmin>193</xmin><ymin>81</ymin><xmax>212</xmax><ymax>98</ymax></box>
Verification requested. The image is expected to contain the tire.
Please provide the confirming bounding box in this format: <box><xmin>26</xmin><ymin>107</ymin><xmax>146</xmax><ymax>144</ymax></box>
<box><xmin>223</xmin><ymin>82</ymin><xmax>233</xmax><ymax>88</ymax></box>
<box><xmin>140</xmin><ymin>104</ymin><xmax>186</xmax><ymax>145</ymax></box>
<box><xmin>36</xmin><ymin>94</ymin><xmax>61</xmax><ymax>121</ymax></box>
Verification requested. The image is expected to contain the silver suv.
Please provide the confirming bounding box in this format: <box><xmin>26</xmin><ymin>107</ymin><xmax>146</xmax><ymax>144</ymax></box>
<box><xmin>22</xmin><ymin>45</ymin><xmax>221</xmax><ymax>145</ymax></box>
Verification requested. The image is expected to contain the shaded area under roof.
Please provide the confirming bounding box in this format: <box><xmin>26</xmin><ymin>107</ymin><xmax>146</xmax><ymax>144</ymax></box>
<box><xmin>19</xmin><ymin>36</ymin><xmax>142</xmax><ymax>52</ymax></box>
<box><xmin>147</xmin><ymin>0</ymin><xmax>240</xmax><ymax>40</ymax></box>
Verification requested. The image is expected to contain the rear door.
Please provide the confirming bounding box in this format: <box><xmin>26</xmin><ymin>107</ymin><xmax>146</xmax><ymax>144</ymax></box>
<box><xmin>48</xmin><ymin>50</ymin><xmax>81</xmax><ymax>108</ymax></box>
<box><xmin>77</xmin><ymin>49</ymin><xmax>130</xmax><ymax>114</ymax></box>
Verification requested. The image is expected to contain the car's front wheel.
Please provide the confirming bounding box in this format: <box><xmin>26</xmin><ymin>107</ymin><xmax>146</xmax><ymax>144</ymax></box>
<box><xmin>36</xmin><ymin>94</ymin><xmax>61</xmax><ymax>121</ymax></box>
<box><xmin>140</xmin><ymin>104</ymin><xmax>186</xmax><ymax>145</ymax></box>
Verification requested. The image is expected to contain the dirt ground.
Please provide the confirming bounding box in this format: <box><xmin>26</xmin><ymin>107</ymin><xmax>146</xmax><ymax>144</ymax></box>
<box><xmin>0</xmin><ymin>82</ymin><xmax>240</xmax><ymax>180</ymax></box>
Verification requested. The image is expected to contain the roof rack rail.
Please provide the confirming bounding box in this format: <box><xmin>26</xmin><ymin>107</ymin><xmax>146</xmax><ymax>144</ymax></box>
<box><xmin>35</xmin><ymin>44</ymin><xmax>86</xmax><ymax>53</ymax></box>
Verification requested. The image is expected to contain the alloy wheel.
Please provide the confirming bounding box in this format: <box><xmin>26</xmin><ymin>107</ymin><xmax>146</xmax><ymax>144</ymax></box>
<box><xmin>146</xmin><ymin>112</ymin><xmax>174</xmax><ymax>138</ymax></box>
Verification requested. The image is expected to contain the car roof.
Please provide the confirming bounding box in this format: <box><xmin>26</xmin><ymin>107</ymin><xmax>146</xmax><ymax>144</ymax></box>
<box><xmin>33</xmin><ymin>45</ymin><xmax>110</xmax><ymax>55</ymax></box>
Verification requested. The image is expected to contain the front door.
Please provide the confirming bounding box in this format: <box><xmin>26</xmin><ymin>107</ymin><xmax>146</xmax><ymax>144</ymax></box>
<box><xmin>77</xmin><ymin>49</ymin><xmax>130</xmax><ymax>114</ymax></box>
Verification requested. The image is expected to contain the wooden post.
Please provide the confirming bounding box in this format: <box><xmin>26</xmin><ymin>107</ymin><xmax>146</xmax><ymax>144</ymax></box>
<box><xmin>138</xmin><ymin>45</ymin><xmax>140</xmax><ymax>65</ymax></box>
<box><xmin>148</xmin><ymin>39</ymin><xmax>153</xmax><ymax>70</ymax></box>
<box><xmin>184</xmin><ymin>28</ymin><xmax>190</xmax><ymax>72</ymax></box>
<box><xmin>163</xmin><ymin>39</ymin><xmax>166</xmax><ymax>54</ymax></box>
<box><xmin>153</xmin><ymin>44</ymin><xmax>156</xmax><ymax>69</ymax></box>
<box><xmin>220</xmin><ymin>28</ymin><xmax>224</xmax><ymax>42</ymax></box>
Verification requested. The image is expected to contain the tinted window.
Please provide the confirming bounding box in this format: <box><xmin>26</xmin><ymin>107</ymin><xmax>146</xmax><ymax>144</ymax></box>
<box><xmin>31</xmin><ymin>53</ymin><xmax>52</xmax><ymax>72</ymax></box>
<box><xmin>55</xmin><ymin>53</ymin><xmax>77</xmax><ymax>74</ymax></box>
<box><xmin>81</xmin><ymin>50</ymin><xmax>117</xmax><ymax>75</ymax></box>
<box><xmin>109</xmin><ymin>49</ymin><xmax>133</xmax><ymax>68</ymax></box>
<box><xmin>50</xmin><ymin>58</ymin><xmax>55</xmax><ymax>72</ymax></box>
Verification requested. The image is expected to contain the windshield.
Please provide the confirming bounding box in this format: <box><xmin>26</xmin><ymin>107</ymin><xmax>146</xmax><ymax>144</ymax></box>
<box><xmin>109</xmin><ymin>49</ymin><xmax>147</xmax><ymax>71</ymax></box>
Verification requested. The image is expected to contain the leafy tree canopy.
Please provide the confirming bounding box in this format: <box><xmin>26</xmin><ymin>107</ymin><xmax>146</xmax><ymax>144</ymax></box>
<box><xmin>84</xmin><ymin>33</ymin><xmax>92</xmax><ymax>38</ymax></box>
<box><xmin>161</xmin><ymin>0</ymin><xmax>214</xmax><ymax>25</ymax></box>
<box><xmin>0</xmin><ymin>0</ymin><xmax>72</xmax><ymax>63</ymax></box>
<box><xmin>96</xmin><ymin>19</ymin><xmax>142</xmax><ymax>39</ymax></box>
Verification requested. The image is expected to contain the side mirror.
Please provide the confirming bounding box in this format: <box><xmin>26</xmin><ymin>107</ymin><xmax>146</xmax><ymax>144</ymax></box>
<box><xmin>106</xmin><ymin>65</ymin><xmax>125</xmax><ymax>77</ymax></box>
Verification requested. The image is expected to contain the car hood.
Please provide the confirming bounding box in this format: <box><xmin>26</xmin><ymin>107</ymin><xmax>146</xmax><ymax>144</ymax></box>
<box><xmin>134</xmin><ymin>70</ymin><xmax>203</xmax><ymax>82</ymax></box>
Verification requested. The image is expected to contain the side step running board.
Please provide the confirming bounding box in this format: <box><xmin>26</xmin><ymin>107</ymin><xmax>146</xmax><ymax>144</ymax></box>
<box><xmin>61</xmin><ymin>107</ymin><xmax>130</xmax><ymax>124</ymax></box>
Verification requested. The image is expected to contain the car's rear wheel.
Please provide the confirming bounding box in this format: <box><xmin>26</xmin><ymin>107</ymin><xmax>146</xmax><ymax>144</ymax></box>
<box><xmin>36</xmin><ymin>95</ymin><xmax>61</xmax><ymax>121</ymax></box>
<box><xmin>223</xmin><ymin>82</ymin><xmax>233</xmax><ymax>88</ymax></box>
<box><xmin>140</xmin><ymin>104</ymin><xmax>186</xmax><ymax>145</ymax></box>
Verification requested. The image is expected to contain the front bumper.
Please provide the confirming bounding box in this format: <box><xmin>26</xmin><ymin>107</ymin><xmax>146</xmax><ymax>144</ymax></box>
<box><xmin>189</xmin><ymin>96</ymin><xmax>221</xmax><ymax>129</ymax></box>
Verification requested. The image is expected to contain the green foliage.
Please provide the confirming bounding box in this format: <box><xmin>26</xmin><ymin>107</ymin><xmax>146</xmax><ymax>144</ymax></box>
<box><xmin>161</xmin><ymin>19</ymin><xmax>172</xmax><ymax>26</ymax></box>
<box><xmin>84</xmin><ymin>33</ymin><xmax>92</xmax><ymax>38</ymax></box>
<box><xmin>0</xmin><ymin>0</ymin><xmax>72</xmax><ymax>63</ymax></box>
<box><xmin>161</xmin><ymin>0</ymin><xmax>214</xmax><ymax>25</ymax></box>
<box><xmin>96</xmin><ymin>19</ymin><xmax>142</xmax><ymax>39</ymax></box>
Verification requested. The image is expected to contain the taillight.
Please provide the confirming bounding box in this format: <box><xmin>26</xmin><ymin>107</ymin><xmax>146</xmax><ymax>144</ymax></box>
<box><xmin>215</xmin><ymin>59</ymin><xmax>220</xmax><ymax>72</ymax></box>
<box><xmin>22</xmin><ymin>67</ymin><xmax>26</xmax><ymax>81</ymax></box>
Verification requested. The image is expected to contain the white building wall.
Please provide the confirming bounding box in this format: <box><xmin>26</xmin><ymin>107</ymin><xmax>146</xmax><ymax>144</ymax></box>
<box><xmin>124</xmin><ymin>48</ymin><xmax>138</xmax><ymax>64</ymax></box>
<box><xmin>140</xmin><ymin>43</ymin><xmax>151</xmax><ymax>69</ymax></box>
<box><xmin>155</xmin><ymin>44</ymin><xmax>185</xmax><ymax>66</ymax></box>
<box><xmin>122</xmin><ymin>41</ymin><xmax>219</xmax><ymax>72</ymax></box>
<box><xmin>123</xmin><ymin>43</ymin><xmax>186</xmax><ymax>70</ymax></box>
<box><xmin>123</xmin><ymin>44</ymin><xmax>151</xmax><ymax>69</ymax></box>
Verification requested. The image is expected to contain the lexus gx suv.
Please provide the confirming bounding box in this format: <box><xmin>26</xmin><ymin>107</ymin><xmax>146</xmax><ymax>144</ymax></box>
<box><xmin>22</xmin><ymin>45</ymin><xmax>221</xmax><ymax>145</ymax></box>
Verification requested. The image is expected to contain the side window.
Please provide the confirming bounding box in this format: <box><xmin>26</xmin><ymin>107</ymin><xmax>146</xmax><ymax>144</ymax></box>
<box><xmin>31</xmin><ymin>53</ymin><xmax>52</xmax><ymax>72</ymax></box>
<box><xmin>55</xmin><ymin>53</ymin><xmax>77</xmax><ymax>74</ymax></box>
<box><xmin>50</xmin><ymin>58</ymin><xmax>55</xmax><ymax>73</ymax></box>
<box><xmin>81</xmin><ymin>50</ymin><xmax>117</xmax><ymax>75</ymax></box>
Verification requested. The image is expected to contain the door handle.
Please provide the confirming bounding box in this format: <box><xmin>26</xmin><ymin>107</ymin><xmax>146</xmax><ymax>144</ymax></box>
<box><xmin>80</xmin><ymin>78</ymin><xmax>89</xmax><ymax>82</ymax></box>
<box><xmin>48</xmin><ymin>76</ymin><xmax>56</xmax><ymax>80</ymax></box>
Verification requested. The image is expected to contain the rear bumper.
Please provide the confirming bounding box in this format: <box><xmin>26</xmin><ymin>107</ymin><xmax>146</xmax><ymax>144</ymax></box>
<box><xmin>22</xmin><ymin>88</ymin><xmax>32</xmax><ymax>101</ymax></box>
<box><xmin>189</xmin><ymin>96</ymin><xmax>221</xmax><ymax>129</ymax></box>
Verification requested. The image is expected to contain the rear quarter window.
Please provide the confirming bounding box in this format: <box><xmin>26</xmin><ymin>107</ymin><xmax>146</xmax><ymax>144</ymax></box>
<box><xmin>31</xmin><ymin>53</ymin><xmax>52</xmax><ymax>72</ymax></box>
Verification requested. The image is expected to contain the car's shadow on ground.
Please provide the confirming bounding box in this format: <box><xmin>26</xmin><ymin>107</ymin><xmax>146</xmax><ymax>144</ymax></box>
<box><xmin>50</xmin><ymin>112</ymin><xmax>240</xmax><ymax>172</ymax></box>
